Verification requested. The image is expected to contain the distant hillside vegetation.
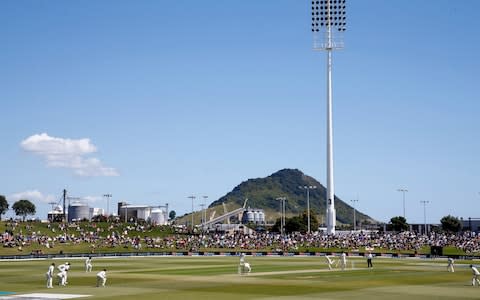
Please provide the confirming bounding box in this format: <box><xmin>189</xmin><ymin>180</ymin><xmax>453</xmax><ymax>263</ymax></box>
<box><xmin>210</xmin><ymin>169</ymin><xmax>375</xmax><ymax>225</ymax></box>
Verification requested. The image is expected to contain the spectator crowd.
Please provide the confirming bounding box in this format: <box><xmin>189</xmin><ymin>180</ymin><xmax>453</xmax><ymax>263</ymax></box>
<box><xmin>2</xmin><ymin>220</ymin><xmax>480</xmax><ymax>255</ymax></box>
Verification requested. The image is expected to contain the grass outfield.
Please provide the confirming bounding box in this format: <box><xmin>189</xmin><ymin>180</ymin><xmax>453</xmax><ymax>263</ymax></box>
<box><xmin>0</xmin><ymin>256</ymin><xmax>479</xmax><ymax>299</ymax></box>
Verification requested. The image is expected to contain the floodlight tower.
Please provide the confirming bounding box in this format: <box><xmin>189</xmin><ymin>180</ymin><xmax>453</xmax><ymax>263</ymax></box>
<box><xmin>397</xmin><ymin>188</ymin><xmax>408</xmax><ymax>219</ymax></box>
<box><xmin>276</xmin><ymin>197</ymin><xmax>287</xmax><ymax>235</ymax></box>
<box><xmin>311</xmin><ymin>0</ymin><xmax>346</xmax><ymax>234</ymax></box>
<box><xmin>420</xmin><ymin>200</ymin><xmax>429</xmax><ymax>234</ymax></box>
<box><xmin>202</xmin><ymin>196</ymin><xmax>208</xmax><ymax>227</ymax></box>
<box><xmin>350</xmin><ymin>198</ymin><xmax>358</xmax><ymax>231</ymax></box>
<box><xmin>299</xmin><ymin>185</ymin><xmax>317</xmax><ymax>233</ymax></box>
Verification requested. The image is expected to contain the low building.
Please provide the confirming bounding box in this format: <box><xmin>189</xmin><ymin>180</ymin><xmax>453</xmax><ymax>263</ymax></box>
<box><xmin>461</xmin><ymin>218</ymin><xmax>480</xmax><ymax>232</ymax></box>
<box><xmin>47</xmin><ymin>205</ymin><xmax>65</xmax><ymax>222</ymax></box>
<box><xmin>117</xmin><ymin>202</ymin><xmax>168</xmax><ymax>225</ymax></box>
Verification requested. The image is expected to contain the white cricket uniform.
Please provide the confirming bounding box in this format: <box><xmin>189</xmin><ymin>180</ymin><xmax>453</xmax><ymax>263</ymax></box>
<box><xmin>85</xmin><ymin>257</ymin><xmax>92</xmax><ymax>272</ymax></box>
<box><xmin>57</xmin><ymin>263</ymin><xmax>69</xmax><ymax>286</ymax></box>
<box><xmin>325</xmin><ymin>256</ymin><xmax>334</xmax><ymax>270</ymax></box>
<box><xmin>238</xmin><ymin>254</ymin><xmax>245</xmax><ymax>274</ymax></box>
<box><xmin>447</xmin><ymin>258</ymin><xmax>454</xmax><ymax>272</ymax></box>
<box><xmin>239</xmin><ymin>254</ymin><xmax>245</xmax><ymax>265</ymax></box>
<box><xmin>45</xmin><ymin>265</ymin><xmax>55</xmax><ymax>288</ymax></box>
<box><xmin>238</xmin><ymin>254</ymin><xmax>251</xmax><ymax>274</ymax></box>
<box><xmin>471</xmin><ymin>266</ymin><xmax>480</xmax><ymax>286</ymax></box>
<box><xmin>340</xmin><ymin>253</ymin><xmax>347</xmax><ymax>270</ymax></box>
<box><xmin>64</xmin><ymin>263</ymin><xmax>70</xmax><ymax>284</ymax></box>
<box><xmin>96</xmin><ymin>270</ymin><xmax>107</xmax><ymax>287</ymax></box>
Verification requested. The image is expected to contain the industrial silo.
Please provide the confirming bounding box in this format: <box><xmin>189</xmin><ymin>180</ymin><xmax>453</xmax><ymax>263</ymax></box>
<box><xmin>253</xmin><ymin>211</ymin><xmax>260</xmax><ymax>223</ymax></box>
<box><xmin>246</xmin><ymin>210</ymin><xmax>254</xmax><ymax>223</ymax></box>
<box><xmin>136</xmin><ymin>206</ymin><xmax>150</xmax><ymax>220</ymax></box>
<box><xmin>150</xmin><ymin>209</ymin><xmax>165</xmax><ymax>225</ymax></box>
<box><xmin>68</xmin><ymin>202</ymin><xmax>90</xmax><ymax>222</ymax></box>
<box><xmin>258</xmin><ymin>210</ymin><xmax>265</xmax><ymax>224</ymax></box>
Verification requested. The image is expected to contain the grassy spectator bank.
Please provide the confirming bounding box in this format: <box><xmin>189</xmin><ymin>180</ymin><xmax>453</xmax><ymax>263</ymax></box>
<box><xmin>1</xmin><ymin>221</ymin><xmax>478</xmax><ymax>258</ymax></box>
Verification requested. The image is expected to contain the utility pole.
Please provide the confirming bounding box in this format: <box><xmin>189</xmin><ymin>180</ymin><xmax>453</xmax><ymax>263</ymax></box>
<box><xmin>276</xmin><ymin>197</ymin><xmax>287</xmax><ymax>235</ymax></box>
<box><xmin>199</xmin><ymin>203</ymin><xmax>205</xmax><ymax>231</ymax></box>
<box><xmin>202</xmin><ymin>196</ymin><xmax>208</xmax><ymax>229</ymax></box>
<box><xmin>299</xmin><ymin>186</ymin><xmax>317</xmax><ymax>233</ymax></box>
<box><xmin>350</xmin><ymin>199</ymin><xmax>359</xmax><ymax>231</ymax></box>
<box><xmin>63</xmin><ymin>189</ymin><xmax>67</xmax><ymax>223</ymax></box>
<box><xmin>188</xmin><ymin>196</ymin><xmax>196</xmax><ymax>230</ymax></box>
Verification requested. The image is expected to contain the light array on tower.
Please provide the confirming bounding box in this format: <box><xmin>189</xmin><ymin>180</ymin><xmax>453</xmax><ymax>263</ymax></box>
<box><xmin>311</xmin><ymin>0</ymin><xmax>346</xmax><ymax>32</ymax></box>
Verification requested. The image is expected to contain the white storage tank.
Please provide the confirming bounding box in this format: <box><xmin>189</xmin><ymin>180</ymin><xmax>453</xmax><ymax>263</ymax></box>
<box><xmin>258</xmin><ymin>210</ymin><xmax>265</xmax><ymax>224</ymax></box>
<box><xmin>68</xmin><ymin>202</ymin><xmax>90</xmax><ymax>222</ymax></box>
<box><xmin>150</xmin><ymin>209</ymin><xmax>165</xmax><ymax>225</ymax></box>
<box><xmin>136</xmin><ymin>207</ymin><xmax>150</xmax><ymax>220</ymax></box>
<box><xmin>253</xmin><ymin>211</ymin><xmax>260</xmax><ymax>223</ymax></box>
<box><xmin>246</xmin><ymin>210</ymin><xmax>254</xmax><ymax>223</ymax></box>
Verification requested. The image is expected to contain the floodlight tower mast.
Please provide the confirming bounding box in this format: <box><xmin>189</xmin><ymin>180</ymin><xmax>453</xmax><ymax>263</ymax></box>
<box><xmin>311</xmin><ymin>0</ymin><xmax>346</xmax><ymax>235</ymax></box>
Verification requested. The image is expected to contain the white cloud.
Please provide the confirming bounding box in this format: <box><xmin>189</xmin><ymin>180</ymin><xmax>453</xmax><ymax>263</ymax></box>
<box><xmin>21</xmin><ymin>133</ymin><xmax>119</xmax><ymax>177</ymax></box>
<box><xmin>9</xmin><ymin>191</ymin><xmax>103</xmax><ymax>206</ymax></box>
<box><xmin>9</xmin><ymin>190</ymin><xmax>56</xmax><ymax>204</ymax></box>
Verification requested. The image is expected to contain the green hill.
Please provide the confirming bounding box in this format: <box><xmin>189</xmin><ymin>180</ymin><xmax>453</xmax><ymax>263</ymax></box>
<box><xmin>209</xmin><ymin>168</ymin><xmax>375</xmax><ymax>226</ymax></box>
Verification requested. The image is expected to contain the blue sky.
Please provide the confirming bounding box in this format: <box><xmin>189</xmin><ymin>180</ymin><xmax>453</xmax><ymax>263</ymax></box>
<box><xmin>1</xmin><ymin>0</ymin><xmax>479</xmax><ymax>224</ymax></box>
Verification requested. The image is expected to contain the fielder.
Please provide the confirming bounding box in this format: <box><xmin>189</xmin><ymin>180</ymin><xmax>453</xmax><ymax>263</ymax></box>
<box><xmin>340</xmin><ymin>252</ymin><xmax>347</xmax><ymax>271</ymax></box>
<box><xmin>471</xmin><ymin>265</ymin><xmax>480</xmax><ymax>286</ymax></box>
<box><xmin>85</xmin><ymin>256</ymin><xmax>93</xmax><ymax>272</ymax></box>
<box><xmin>96</xmin><ymin>269</ymin><xmax>107</xmax><ymax>287</ymax></box>
<box><xmin>238</xmin><ymin>253</ymin><xmax>251</xmax><ymax>274</ymax></box>
<box><xmin>447</xmin><ymin>257</ymin><xmax>455</xmax><ymax>272</ymax></box>
<box><xmin>57</xmin><ymin>262</ymin><xmax>70</xmax><ymax>286</ymax></box>
<box><xmin>45</xmin><ymin>263</ymin><xmax>55</xmax><ymax>288</ymax></box>
<box><xmin>243</xmin><ymin>262</ymin><xmax>251</xmax><ymax>273</ymax></box>
<box><xmin>325</xmin><ymin>255</ymin><xmax>334</xmax><ymax>270</ymax></box>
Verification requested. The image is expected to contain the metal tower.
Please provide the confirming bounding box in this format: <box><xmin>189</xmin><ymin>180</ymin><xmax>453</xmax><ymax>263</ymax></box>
<box><xmin>311</xmin><ymin>0</ymin><xmax>346</xmax><ymax>235</ymax></box>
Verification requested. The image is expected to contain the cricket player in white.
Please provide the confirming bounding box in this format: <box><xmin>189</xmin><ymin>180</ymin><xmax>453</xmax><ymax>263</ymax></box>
<box><xmin>367</xmin><ymin>252</ymin><xmax>373</xmax><ymax>268</ymax></box>
<box><xmin>340</xmin><ymin>252</ymin><xmax>347</xmax><ymax>271</ymax></box>
<box><xmin>243</xmin><ymin>262</ymin><xmax>251</xmax><ymax>273</ymax></box>
<box><xmin>470</xmin><ymin>265</ymin><xmax>480</xmax><ymax>286</ymax></box>
<box><xmin>57</xmin><ymin>262</ymin><xmax>70</xmax><ymax>286</ymax></box>
<box><xmin>85</xmin><ymin>256</ymin><xmax>93</xmax><ymax>272</ymax></box>
<box><xmin>45</xmin><ymin>263</ymin><xmax>55</xmax><ymax>288</ymax></box>
<box><xmin>325</xmin><ymin>255</ymin><xmax>334</xmax><ymax>270</ymax></box>
<box><xmin>64</xmin><ymin>262</ymin><xmax>70</xmax><ymax>285</ymax></box>
<box><xmin>238</xmin><ymin>253</ymin><xmax>251</xmax><ymax>274</ymax></box>
<box><xmin>96</xmin><ymin>269</ymin><xmax>107</xmax><ymax>287</ymax></box>
<box><xmin>447</xmin><ymin>257</ymin><xmax>455</xmax><ymax>272</ymax></box>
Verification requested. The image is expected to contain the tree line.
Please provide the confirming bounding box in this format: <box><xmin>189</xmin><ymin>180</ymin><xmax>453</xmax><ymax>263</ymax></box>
<box><xmin>389</xmin><ymin>215</ymin><xmax>462</xmax><ymax>233</ymax></box>
<box><xmin>268</xmin><ymin>212</ymin><xmax>463</xmax><ymax>234</ymax></box>
<box><xmin>0</xmin><ymin>195</ymin><xmax>36</xmax><ymax>221</ymax></box>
